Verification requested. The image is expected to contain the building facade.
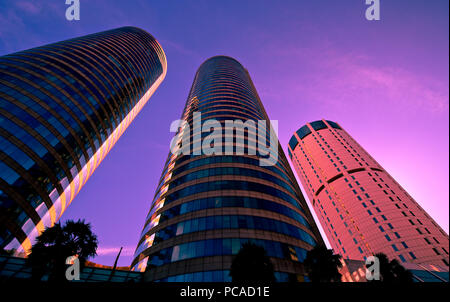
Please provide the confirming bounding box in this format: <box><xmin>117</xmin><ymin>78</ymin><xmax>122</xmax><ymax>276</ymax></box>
<box><xmin>132</xmin><ymin>56</ymin><xmax>324</xmax><ymax>282</ymax></box>
<box><xmin>337</xmin><ymin>258</ymin><xmax>449</xmax><ymax>282</ymax></box>
<box><xmin>0</xmin><ymin>27</ymin><xmax>167</xmax><ymax>254</ymax></box>
<box><xmin>0</xmin><ymin>255</ymin><xmax>143</xmax><ymax>282</ymax></box>
<box><xmin>288</xmin><ymin>119</ymin><xmax>449</xmax><ymax>268</ymax></box>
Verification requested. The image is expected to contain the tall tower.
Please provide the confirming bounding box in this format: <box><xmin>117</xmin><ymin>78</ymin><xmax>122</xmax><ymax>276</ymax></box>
<box><xmin>132</xmin><ymin>56</ymin><xmax>324</xmax><ymax>281</ymax></box>
<box><xmin>0</xmin><ymin>27</ymin><xmax>167</xmax><ymax>254</ymax></box>
<box><xmin>288</xmin><ymin>119</ymin><xmax>449</xmax><ymax>268</ymax></box>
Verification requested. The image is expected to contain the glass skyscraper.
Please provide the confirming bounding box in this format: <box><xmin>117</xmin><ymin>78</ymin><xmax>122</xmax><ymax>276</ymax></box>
<box><xmin>132</xmin><ymin>56</ymin><xmax>323</xmax><ymax>282</ymax></box>
<box><xmin>0</xmin><ymin>27</ymin><xmax>167</xmax><ymax>254</ymax></box>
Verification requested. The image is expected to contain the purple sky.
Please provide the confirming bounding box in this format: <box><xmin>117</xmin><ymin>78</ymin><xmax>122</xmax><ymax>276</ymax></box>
<box><xmin>0</xmin><ymin>0</ymin><xmax>448</xmax><ymax>267</ymax></box>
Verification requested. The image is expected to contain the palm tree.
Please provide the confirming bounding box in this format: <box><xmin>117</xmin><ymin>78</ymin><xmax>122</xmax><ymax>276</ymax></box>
<box><xmin>303</xmin><ymin>245</ymin><xmax>342</xmax><ymax>282</ymax></box>
<box><xmin>28</xmin><ymin>219</ymin><xmax>98</xmax><ymax>282</ymax></box>
<box><xmin>230</xmin><ymin>242</ymin><xmax>275</xmax><ymax>282</ymax></box>
<box><xmin>368</xmin><ymin>253</ymin><xmax>413</xmax><ymax>282</ymax></box>
<box><xmin>0</xmin><ymin>248</ymin><xmax>16</xmax><ymax>256</ymax></box>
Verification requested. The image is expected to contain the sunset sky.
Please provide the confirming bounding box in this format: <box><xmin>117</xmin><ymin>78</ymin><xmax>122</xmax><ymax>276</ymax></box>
<box><xmin>0</xmin><ymin>0</ymin><xmax>448</xmax><ymax>267</ymax></box>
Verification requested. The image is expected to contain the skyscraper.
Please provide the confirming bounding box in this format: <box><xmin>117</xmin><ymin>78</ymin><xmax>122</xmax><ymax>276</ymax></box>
<box><xmin>0</xmin><ymin>27</ymin><xmax>167</xmax><ymax>254</ymax></box>
<box><xmin>288</xmin><ymin>119</ymin><xmax>449</xmax><ymax>268</ymax></box>
<box><xmin>132</xmin><ymin>56</ymin><xmax>324</xmax><ymax>282</ymax></box>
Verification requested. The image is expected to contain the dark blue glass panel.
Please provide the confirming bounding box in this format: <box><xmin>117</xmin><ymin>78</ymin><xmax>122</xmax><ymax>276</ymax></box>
<box><xmin>309</xmin><ymin>120</ymin><xmax>327</xmax><ymax>131</ymax></box>
<box><xmin>296</xmin><ymin>125</ymin><xmax>312</xmax><ymax>139</ymax></box>
<box><xmin>288</xmin><ymin>135</ymin><xmax>298</xmax><ymax>151</ymax></box>
<box><xmin>326</xmin><ymin>120</ymin><xmax>341</xmax><ymax>129</ymax></box>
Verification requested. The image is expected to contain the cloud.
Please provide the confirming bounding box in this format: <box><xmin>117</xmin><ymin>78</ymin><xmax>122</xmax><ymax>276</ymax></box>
<box><xmin>317</xmin><ymin>53</ymin><xmax>448</xmax><ymax>114</ymax></box>
<box><xmin>0</xmin><ymin>7</ymin><xmax>25</xmax><ymax>37</ymax></box>
<box><xmin>0</xmin><ymin>0</ymin><xmax>61</xmax><ymax>54</ymax></box>
<box><xmin>258</xmin><ymin>43</ymin><xmax>449</xmax><ymax>116</ymax></box>
<box><xmin>96</xmin><ymin>246</ymin><xmax>135</xmax><ymax>256</ymax></box>
<box><xmin>15</xmin><ymin>1</ymin><xmax>42</xmax><ymax>14</ymax></box>
<box><xmin>160</xmin><ymin>38</ymin><xmax>202</xmax><ymax>59</ymax></box>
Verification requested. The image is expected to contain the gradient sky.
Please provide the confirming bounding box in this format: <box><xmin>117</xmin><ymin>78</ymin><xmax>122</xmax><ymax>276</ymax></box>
<box><xmin>0</xmin><ymin>0</ymin><xmax>448</xmax><ymax>267</ymax></box>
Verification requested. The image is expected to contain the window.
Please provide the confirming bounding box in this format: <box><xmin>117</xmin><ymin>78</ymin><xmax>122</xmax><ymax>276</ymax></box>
<box><xmin>392</xmin><ymin>244</ymin><xmax>398</xmax><ymax>252</ymax></box>
<box><xmin>288</xmin><ymin>136</ymin><xmax>299</xmax><ymax>150</ymax></box>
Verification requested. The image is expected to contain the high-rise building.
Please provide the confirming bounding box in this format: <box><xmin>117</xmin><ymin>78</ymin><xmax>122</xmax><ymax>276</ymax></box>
<box><xmin>132</xmin><ymin>56</ymin><xmax>324</xmax><ymax>281</ymax></box>
<box><xmin>0</xmin><ymin>27</ymin><xmax>167</xmax><ymax>254</ymax></box>
<box><xmin>288</xmin><ymin>119</ymin><xmax>449</xmax><ymax>268</ymax></box>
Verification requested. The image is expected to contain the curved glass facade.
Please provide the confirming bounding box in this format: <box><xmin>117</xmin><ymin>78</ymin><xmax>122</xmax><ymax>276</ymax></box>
<box><xmin>132</xmin><ymin>56</ymin><xmax>323</xmax><ymax>281</ymax></box>
<box><xmin>0</xmin><ymin>26</ymin><xmax>167</xmax><ymax>253</ymax></box>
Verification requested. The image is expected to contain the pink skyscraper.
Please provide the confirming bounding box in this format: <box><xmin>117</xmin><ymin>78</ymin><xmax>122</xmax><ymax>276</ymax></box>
<box><xmin>288</xmin><ymin>119</ymin><xmax>449</xmax><ymax>268</ymax></box>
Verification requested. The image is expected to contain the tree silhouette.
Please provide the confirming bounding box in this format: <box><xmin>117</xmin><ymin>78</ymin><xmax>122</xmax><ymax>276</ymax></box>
<box><xmin>0</xmin><ymin>248</ymin><xmax>16</xmax><ymax>256</ymax></box>
<box><xmin>368</xmin><ymin>253</ymin><xmax>413</xmax><ymax>282</ymax></box>
<box><xmin>230</xmin><ymin>242</ymin><xmax>275</xmax><ymax>282</ymax></box>
<box><xmin>27</xmin><ymin>219</ymin><xmax>98</xmax><ymax>282</ymax></box>
<box><xmin>303</xmin><ymin>245</ymin><xmax>342</xmax><ymax>282</ymax></box>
